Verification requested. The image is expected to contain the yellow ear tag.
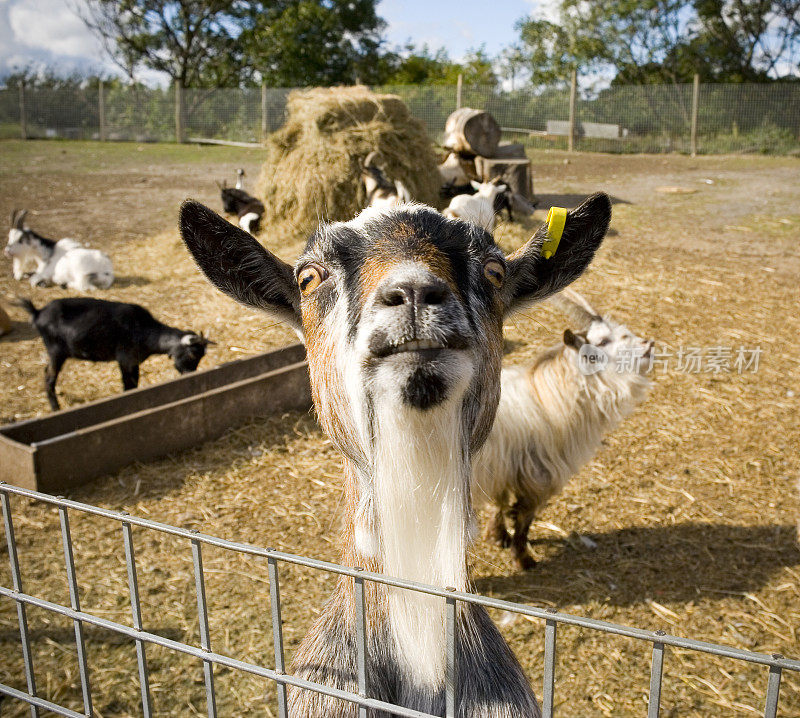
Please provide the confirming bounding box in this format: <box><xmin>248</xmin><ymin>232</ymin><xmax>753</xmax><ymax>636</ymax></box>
<box><xmin>542</xmin><ymin>206</ymin><xmax>567</xmax><ymax>259</ymax></box>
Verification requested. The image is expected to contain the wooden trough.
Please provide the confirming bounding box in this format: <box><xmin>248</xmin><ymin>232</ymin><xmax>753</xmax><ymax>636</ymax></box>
<box><xmin>0</xmin><ymin>344</ymin><xmax>311</xmax><ymax>493</ymax></box>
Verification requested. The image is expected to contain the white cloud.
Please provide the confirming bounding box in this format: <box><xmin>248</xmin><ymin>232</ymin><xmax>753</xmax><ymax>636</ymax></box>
<box><xmin>0</xmin><ymin>0</ymin><xmax>148</xmax><ymax>80</ymax></box>
<box><xmin>9</xmin><ymin>0</ymin><xmax>100</xmax><ymax>58</ymax></box>
<box><xmin>523</xmin><ymin>0</ymin><xmax>561</xmax><ymax>23</ymax></box>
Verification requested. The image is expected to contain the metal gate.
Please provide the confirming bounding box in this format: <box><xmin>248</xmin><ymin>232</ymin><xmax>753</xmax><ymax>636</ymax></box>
<box><xmin>1</xmin><ymin>482</ymin><xmax>797</xmax><ymax>718</ymax></box>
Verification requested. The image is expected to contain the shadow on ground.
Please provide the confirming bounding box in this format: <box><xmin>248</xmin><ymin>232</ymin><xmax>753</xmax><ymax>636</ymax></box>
<box><xmin>0</xmin><ymin>321</ymin><xmax>37</xmax><ymax>343</ymax></box>
<box><xmin>475</xmin><ymin>523</ymin><xmax>800</xmax><ymax>607</ymax></box>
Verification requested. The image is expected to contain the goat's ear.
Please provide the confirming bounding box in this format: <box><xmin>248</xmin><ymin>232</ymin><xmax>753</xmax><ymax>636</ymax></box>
<box><xmin>470</xmin><ymin>180</ymin><xmax>481</xmax><ymax>191</ymax></box>
<box><xmin>563</xmin><ymin>328</ymin><xmax>586</xmax><ymax>350</ymax></box>
<box><xmin>501</xmin><ymin>192</ymin><xmax>611</xmax><ymax>317</ymax></box>
<box><xmin>179</xmin><ymin>200</ymin><xmax>302</xmax><ymax>331</ymax></box>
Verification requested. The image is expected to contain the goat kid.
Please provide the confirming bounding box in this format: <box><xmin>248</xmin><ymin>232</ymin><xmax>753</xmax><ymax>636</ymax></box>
<box><xmin>474</xmin><ymin>288</ymin><xmax>654</xmax><ymax>570</ymax></box>
<box><xmin>218</xmin><ymin>181</ymin><xmax>265</xmax><ymax>235</ymax></box>
<box><xmin>443</xmin><ymin>179</ymin><xmax>510</xmax><ymax>232</ymax></box>
<box><xmin>361</xmin><ymin>151</ymin><xmax>412</xmax><ymax>209</ymax></box>
<box><xmin>17</xmin><ymin>297</ymin><xmax>211</xmax><ymax>410</ymax></box>
<box><xmin>180</xmin><ymin>193</ymin><xmax>611</xmax><ymax>717</ymax></box>
<box><xmin>6</xmin><ymin>210</ymin><xmax>114</xmax><ymax>291</ymax></box>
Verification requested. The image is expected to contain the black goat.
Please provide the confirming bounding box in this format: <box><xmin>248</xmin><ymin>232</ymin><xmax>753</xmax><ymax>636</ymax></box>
<box><xmin>218</xmin><ymin>182</ymin><xmax>264</xmax><ymax>235</ymax></box>
<box><xmin>16</xmin><ymin>297</ymin><xmax>212</xmax><ymax>410</ymax></box>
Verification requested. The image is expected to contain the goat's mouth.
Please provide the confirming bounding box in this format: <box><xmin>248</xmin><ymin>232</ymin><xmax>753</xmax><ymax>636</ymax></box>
<box><xmin>369</xmin><ymin>335</ymin><xmax>469</xmax><ymax>360</ymax></box>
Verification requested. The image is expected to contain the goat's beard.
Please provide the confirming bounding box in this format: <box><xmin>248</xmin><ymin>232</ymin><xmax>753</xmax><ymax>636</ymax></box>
<box><xmin>370</xmin><ymin>349</ymin><xmax>475</xmax><ymax>411</ymax></box>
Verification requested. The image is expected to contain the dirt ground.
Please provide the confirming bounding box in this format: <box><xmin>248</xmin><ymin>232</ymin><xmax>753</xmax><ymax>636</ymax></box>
<box><xmin>0</xmin><ymin>141</ymin><xmax>799</xmax><ymax>717</ymax></box>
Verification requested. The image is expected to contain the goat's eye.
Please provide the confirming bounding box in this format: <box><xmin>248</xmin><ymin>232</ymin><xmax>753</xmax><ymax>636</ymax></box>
<box><xmin>298</xmin><ymin>264</ymin><xmax>328</xmax><ymax>295</ymax></box>
<box><xmin>598</xmin><ymin>338</ymin><xmax>611</xmax><ymax>347</ymax></box>
<box><xmin>483</xmin><ymin>259</ymin><xmax>505</xmax><ymax>289</ymax></box>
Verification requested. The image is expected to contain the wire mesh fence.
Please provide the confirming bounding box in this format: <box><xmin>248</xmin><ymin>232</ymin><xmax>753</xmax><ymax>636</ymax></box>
<box><xmin>1</xmin><ymin>482</ymin><xmax>798</xmax><ymax>718</ymax></box>
<box><xmin>0</xmin><ymin>82</ymin><xmax>798</xmax><ymax>154</ymax></box>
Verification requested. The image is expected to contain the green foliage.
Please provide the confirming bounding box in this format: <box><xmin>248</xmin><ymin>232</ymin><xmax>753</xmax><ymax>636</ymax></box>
<box><xmin>80</xmin><ymin>0</ymin><xmax>245</xmax><ymax>86</ymax></box>
<box><xmin>239</xmin><ymin>0</ymin><xmax>386</xmax><ymax>86</ymax></box>
<box><xmin>517</xmin><ymin>0</ymin><xmax>800</xmax><ymax>85</ymax></box>
<box><xmin>381</xmin><ymin>45</ymin><xmax>498</xmax><ymax>87</ymax></box>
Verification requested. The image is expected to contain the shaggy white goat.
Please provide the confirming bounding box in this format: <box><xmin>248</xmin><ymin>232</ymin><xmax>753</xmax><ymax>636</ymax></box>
<box><xmin>6</xmin><ymin>210</ymin><xmax>114</xmax><ymax>291</ymax></box>
<box><xmin>443</xmin><ymin>179</ymin><xmax>508</xmax><ymax>231</ymax></box>
<box><xmin>473</xmin><ymin>289</ymin><xmax>654</xmax><ymax>569</ymax></box>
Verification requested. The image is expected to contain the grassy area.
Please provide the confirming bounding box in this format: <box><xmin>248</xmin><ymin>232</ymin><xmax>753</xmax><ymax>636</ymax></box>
<box><xmin>0</xmin><ymin>142</ymin><xmax>798</xmax><ymax>717</ymax></box>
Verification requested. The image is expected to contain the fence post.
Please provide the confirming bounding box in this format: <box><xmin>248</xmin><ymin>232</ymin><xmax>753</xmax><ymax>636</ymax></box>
<box><xmin>175</xmin><ymin>81</ymin><xmax>185</xmax><ymax>144</ymax></box>
<box><xmin>261</xmin><ymin>81</ymin><xmax>268</xmax><ymax>142</ymax></box>
<box><xmin>690</xmin><ymin>73</ymin><xmax>699</xmax><ymax>156</ymax></box>
<box><xmin>98</xmin><ymin>80</ymin><xmax>106</xmax><ymax>142</ymax></box>
<box><xmin>567</xmin><ymin>68</ymin><xmax>577</xmax><ymax>152</ymax></box>
<box><xmin>19</xmin><ymin>80</ymin><xmax>27</xmax><ymax>140</ymax></box>
<box><xmin>456</xmin><ymin>73</ymin><xmax>463</xmax><ymax>110</ymax></box>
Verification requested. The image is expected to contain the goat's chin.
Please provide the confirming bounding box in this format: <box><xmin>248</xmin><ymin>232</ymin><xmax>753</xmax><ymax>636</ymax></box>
<box><xmin>371</xmin><ymin>349</ymin><xmax>474</xmax><ymax>411</ymax></box>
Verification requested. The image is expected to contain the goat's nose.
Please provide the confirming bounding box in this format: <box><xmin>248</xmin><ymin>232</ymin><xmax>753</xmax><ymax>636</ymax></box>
<box><xmin>378</xmin><ymin>278</ymin><xmax>450</xmax><ymax>309</ymax></box>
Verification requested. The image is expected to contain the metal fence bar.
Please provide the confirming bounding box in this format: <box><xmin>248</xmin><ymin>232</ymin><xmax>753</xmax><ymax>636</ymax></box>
<box><xmin>267</xmin><ymin>553</ymin><xmax>288</xmax><ymax>718</ymax></box>
<box><xmin>191</xmin><ymin>536</ymin><xmax>217</xmax><ymax>718</ymax></box>
<box><xmin>445</xmin><ymin>589</ymin><xmax>457</xmax><ymax>718</ymax></box>
<box><xmin>0</xmin><ymin>586</ymin><xmax>439</xmax><ymax>718</ymax></box>
<box><xmin>2</xmin><ymin>484</ymin><xmax>797</xmax><ymax>674</ymax></box>
<box><xmin>648</xmin><ymin>635</ymin><xmax>666</xmax><ymax>718</ymax></box>
<box><xmin>354</xmin><ymin>567</ymin><xmax>369</xmax><ymax>718</ymax></box>
<box><xmin>121</xmin><ymin>518</ymin><xmax>154</xmax><ymax>718</ymax></box>
<box><xmin>542</xmin><ymin>613</ymin><xmax>557</xmax><ymax>718</ymax></box>
<box><xmin>763</xmin><ymin>660</ymin><xmax>782</xmax><ymax>718</ymax></box>
<box><xmin>58</xmin><ymin>506</ymin><xmax>93</xmax><ymax>717</ymax></box>
<box><xmin>0</xmin><ymin>683</ymin><xmax>83</xmax><ymax>718</ymax></box>
<box><xmin>1</xmin><ymin>490</ymin><xmax>39</xmax><ymax>718</ymax></box>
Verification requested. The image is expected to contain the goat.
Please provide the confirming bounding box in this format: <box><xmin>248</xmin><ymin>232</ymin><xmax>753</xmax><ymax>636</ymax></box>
<box><xmin>437</xmin><ymin>152</ymin><xmax>469</xmax><ymax>187</ymax></box>
<box><xmin>180</xmin><ymin>190</ymin><xmax>611</xmax><ymax>717</ymax></box>
<box><xmin>6</xmin><ymin>210</ymin><xmax>114</xmax><ymax>291</ymax></box>
<box><xmin>361</xmin><ymin>151</ymin><xmax>412</xmax><ymax>209</ymax></box>
<box><xmin>443</xmin><ymin>178</ymin><xmax>509</xmax><ymax>231</ymax></box>
<box><xmin>218</xmin><ymin>181</ymin><xmax>265</xmax><ymax>236</ymax></box>
<box><xmin>16</xmin><ymin>297</ymin><xmax>211</xmax><ymax>410</ymax></box>
<box><xmin>473</xmin><ymin>288</ymin><xmax>654</xmax><ymax>570</ymax></box>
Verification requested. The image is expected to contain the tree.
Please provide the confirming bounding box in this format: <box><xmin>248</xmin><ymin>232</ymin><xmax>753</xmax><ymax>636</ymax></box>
<box><xmin>382</xmin><ymin>45</ymin><xmax>498</xmax><ymax>86</ymax></box>
<box><xmin>237</xmin><ymin>0</ymin><xmax>387</xmax><ymax>86</ymax></box>
<box><xmin>498</xmin><ymin>43</ymin><xmax>527</xmax><ymax>90</ymax></box>
<box><xmin>79</xmin><ymin>0</ymin><xmax>244</xmax><ymax>88</ymax></box>
<box><xmin>516</xmin><ymin>0</ymin><xmax>800</xmax><ymax>85</ymax></box>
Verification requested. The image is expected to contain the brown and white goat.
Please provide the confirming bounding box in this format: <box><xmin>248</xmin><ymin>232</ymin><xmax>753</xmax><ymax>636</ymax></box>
<box><xmin>179</xmin><ymin>195</ymin><xmax>611</xmax><ymax>717</ymax></box>
<box><xmin>474</xmin><ymin>289</ymin><xmax>654</xmax><ymax>570</ymax></box>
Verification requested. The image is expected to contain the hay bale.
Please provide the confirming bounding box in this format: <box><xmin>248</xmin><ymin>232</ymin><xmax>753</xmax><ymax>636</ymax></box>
<box><xmin>257</xmin><ymin>86</ymin><xmax>441</xmax><ymax>235</ymax></box>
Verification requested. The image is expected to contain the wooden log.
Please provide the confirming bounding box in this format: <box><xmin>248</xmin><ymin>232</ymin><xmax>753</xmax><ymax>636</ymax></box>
<box><xmin>474</xmin><ymin>157</ymin><xmax>533</xmax><ymax>200</ymax></box>
<box><xmin>443</xmin><ymin>108</ymin><xmax>501</xmax><ymax>158</ymax></box>
<box><xmin>493</xmin><ymin>142</ymin><xmax>527</xmax><ymax>159</ymax></box>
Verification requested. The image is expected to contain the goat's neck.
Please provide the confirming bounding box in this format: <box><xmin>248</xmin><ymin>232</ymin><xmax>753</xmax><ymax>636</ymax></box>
<box><xmin>31</xmin><ymin>232</ymin><xmax>56</xmax><ymax>258</ymax></box>
<box><xmin>148</xmin><ymin>326</ymin><xmax>184</xmax><ymax>355</ymax></box>
<box><xmin>341</xmin><ymin>396</ymin><xmax>473</xmax><ymax>686</ymax></box>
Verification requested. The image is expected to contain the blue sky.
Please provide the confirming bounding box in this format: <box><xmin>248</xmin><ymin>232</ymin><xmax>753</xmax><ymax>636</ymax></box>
<box><xmin>379</xmin><ymin>0</ymin><xmax>539</xmax><ymax>58</ymax></box>
<box><xmin>0</xmin><ymin>0</ymin><xmax>547</xmax><ymax>82</ymax></box>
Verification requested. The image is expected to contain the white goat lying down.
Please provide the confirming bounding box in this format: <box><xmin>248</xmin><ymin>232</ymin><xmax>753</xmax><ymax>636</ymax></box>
<box><xmin>6</xmin><ymin>210</ymin><xmax>114</xmax><ymax>291</ymax></box>
<box><xmin>473</xmin><ymin>288</ymin><xmax>654</xmax><ymax>570</ymax></box>
<box><xmin>443</xmin><ymin>178</ymin><xmax>509</xmax><ymax>231</ymax></box>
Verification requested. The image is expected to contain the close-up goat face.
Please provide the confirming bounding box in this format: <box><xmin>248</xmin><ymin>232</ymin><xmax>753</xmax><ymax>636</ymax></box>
<box><xmin>179</xmin><ymin>195</ymin><xmax>612</xmax><ymax>460</ymax></box>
